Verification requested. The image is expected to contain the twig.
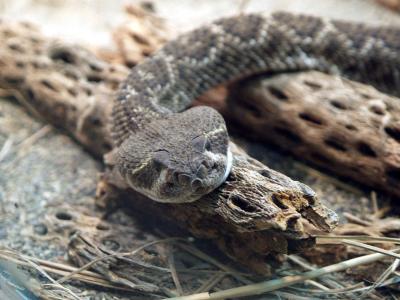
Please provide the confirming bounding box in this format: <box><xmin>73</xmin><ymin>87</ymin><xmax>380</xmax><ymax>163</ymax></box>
<box><xmin>14</xmin><ymin>125</ymin><xmax>52</xmax><ymax>155</ymax></box>
<box><xmin>341</xmin><ymin>240</ymin><xmax>400</xmax><ymax>260</ymax></box>
<box><xmin>287</xmin><ymin>255</ymin><xmax>345</xmax><ymax>290</ymax></box>
<box><xmin>0</xmin><ymin>138</ymin><xmax>13</xmax><ymax>162</ymax></box>
<box><xmin>1</xmin><ymin>252</ymin><xmax>82</xmax><ymax>300</ymax></box>
<box><xmin>316</xmin><ymin>235</ymin><xmax>400</xmax><ymax>245</ymax></box>
<box><xmin>0</xmin><ymin>249</ymin><xmax>137</xmax><ymax>292</ymax></box>
<box><xmin>361</xmin><ymin>258</ymin><xmax>400</xmax><ymax>297</ymax></box>
<box><xmin>57</xmin><ymin>237</ymin><xmax>184</xmax><ymax>284</ymax></box>
<box><xmin>342</xmin><ymin>212</ymin><xmax>372</xmax><ymax>226</ymax></box>
<box><xmin>176</xmin><ymin>243</ymin><xmax>252</xmax><ymax>285</ymax></box>
<box><xmin>194</xmin><ymin>273</ymin><xmax>226</xmax><ymax>294</ymax></box>
<box><xmin>165</xmin><ymin>250</ymin><xmax>400</xmax><ymax>300</ymax></box>
<box><xmin>370</xmin><ymin>191</ymin><xmax>379</xmax><ymax>216</ymax></box>
<box><xmin>168</xmin><ymin>245</ymin><xmax>184</xmax><ymax>296</ymax></box>
<box><xmin>0</xmin><ymin>88</ymin><xmax>44</xmax><ymax>121</ymax></box>
<box><xmin>0</xmin><ymin>250</ymin><xmax>103</xmax><ymax>280</ymax></box>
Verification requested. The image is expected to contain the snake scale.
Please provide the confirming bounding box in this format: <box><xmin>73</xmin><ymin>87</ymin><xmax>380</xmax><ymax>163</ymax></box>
<box><xmin>111</xmin><ymin>12</ymin><xmax>400</xmax><ymax>203</ymax></box>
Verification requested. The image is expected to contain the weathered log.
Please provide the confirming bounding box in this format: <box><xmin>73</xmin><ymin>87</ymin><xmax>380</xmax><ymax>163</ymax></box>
<box><xmin>109</xmin><ymin>4</ymin><xmax>169</xmax><ymax>67</ymax></box>
<box><xmin>377</xmin><ymin>0</ymin><xmax>400</xmax><ymax>11</ymax></box>
<box><xmin>0</xmin><ymin>21</ymin><xmax>338</xmax><ymax>271</ymax></box>
<box><xmin>227</xmin><ymin>72</ymin><xmax>400</xmax><ymax>199</ymax></box>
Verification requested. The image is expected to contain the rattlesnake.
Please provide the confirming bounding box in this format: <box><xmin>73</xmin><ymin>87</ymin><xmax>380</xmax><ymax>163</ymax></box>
<box><xmin>111</xmin><ymin>12</ymin><xmax>400</xmax><ymax>203</ymax></box>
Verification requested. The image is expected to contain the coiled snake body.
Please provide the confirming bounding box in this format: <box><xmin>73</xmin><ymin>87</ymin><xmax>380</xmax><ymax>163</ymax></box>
<box><xmin>111</xmin><ymin>12</ymin><xmax>400</xmax><ymax>203</ymax></box>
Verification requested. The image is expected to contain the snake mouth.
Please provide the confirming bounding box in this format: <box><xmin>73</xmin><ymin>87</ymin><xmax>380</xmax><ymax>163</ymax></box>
<box><xmin>221</xmin><ymin>148</ymin><xmax>233</xmax><ymax>184</ymax></box>
<box><xmin>191</xmin><ymin>147</ymin><xmax>233</xmax><ymax>196</ymax></box>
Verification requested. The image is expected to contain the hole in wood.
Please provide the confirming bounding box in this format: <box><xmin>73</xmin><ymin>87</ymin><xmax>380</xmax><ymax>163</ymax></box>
<box><xmin>345</xmin><ymin>124</ymin><xmax>357</xmax><ymax>131</ymax></box>
<box><xmin>2</xmin><ymin>29</ymin><xmax>13</xmax><ymax>37</ymax></box>
<box><xmin>27</xmin><ymin>88</ymin><xmax>35</xmax><ymax>100</ymax></box>
<box><xmin>230</xmin><ymin>195</ymin><xmax>258</xmax><ymax>213</ymax></box>
<box><xmin>324</xmin><ymin>136</ymin><xmax>347</xmax><ymax>152</ymax></box>
<box><xmin>20</xmin><ymin>22</ymin><xmax>34</xmax><ymax>29</ymax></box>
<box><xmin>126</xmin><ymin>61</ymin><xmax>136</xmax><ymax>68</ymax></box>
<box><xmin>330</xmin><ymin>100</ymin><xmax>347</xmax><ymax>110</ymax></box>
<box><xmin>30</xmin><ymin>36</ymin><xmax>40</xmax><ymax>44</ymax></box>
<box><xmin>274</xmin><ymin>127</ymin><xmax>302</xmax><ymax>144</ymax></box>
<box><xmin>63</xmin><ymin>70</ymin><xmax>79</xmax><ymax>81</ymax></box>
<box><xmin>385</xmin><ymin>125</ymin><xmax>400</xmax><ymax>142</ymax></box>
<box><xmin>68</xmin><ymin>88</ymin><xmax>78</xmax><ymax>97</ymax></box>
<box><xmin>4</xmin><ymin>77</ymin><xmax>23</xmax><ymax>85</ymax></box>
<box><xmin>303</xmin><ymin>80</ymin><xmax>322</xmax><ymax>90</ymax></box>
<box><xmin>97</xmin><ymin>188</ymin><xmax>107</xmax><ymax>197</ymax></box>
<box><xmin>361</xmin><ymin>93</ymin><xmax>372</xmax><ymax>99</ymax></box>
<box><xmin>96</xmin><ymin>223</ymin><xmax>110</xmax><ymax>231</ymax></box>
<box><xmin>91</xmin><ymin>117</ymin><xmax>102</xmax><ymax>126</ymax></box>
<box><xmin>268</xmin><ymin>86</ymin><xmax>288</xmax><ymax>101</ymax></box>
<box><xmin>55</xmin><ymin>211</ymin><xmax>72</xmax><ymax>221</ymax></box>
<box><xmin>258</xmin><ymin>169</ymin><xmax>272</xmax><ymax>178</ymax></box>
<box><xmin>32</xmin><ymin>61</ymin><xmax>44</xmax><ymax>69</ymax></box>
<box><xmin>8</xmin><ymin>43</ymin><xmax>24</xmax><ymax>53</ymax></box>
<box><xmin>272</xmin><ymin>194</ymin><xmax>289</xmax><ymax>209</ymax></box>
<box><xmin>241</xmin><ymin>102</ymin><xmax>262</xmax><ymax>118</ymax></box>
<box><xmin>303</xmin><ymin>194</ymin><xmax>315</xmax><ymax>205</ymax></box>
<box><xmin>357</xmin><ymin>142</ymin><xmax>377</xmax><ymax>157</ymax></box>
<box><xmin>286</xmin><ymin>214</ymin><xmax>300</xmax><ymax>229</ymax></box>
<box><xmin>369</xmin><ymin>105</ymin><xmax>385</xmax><ymax>116</ymax></box>
<box><xmin>85</xmin><ymin>88</ymin><xmax>93</xmax><ymax>96</ymax></box>
<box><xmin>87</xmin><ymin>74</ymin><xmax>102</xmax><ymax>83</ymax></box>
<box><xmin>89</xmin><ymin>63</ymin><xmax>103</xmax><ymax>72</ymax></box>
<box><xmin>33</xmin><ymin>223</ymin><xmax>48</xmax><ymax>235</ymax></box>
<box><xmin>386</xmin><ymin>168</ymin><xmax>400</xmax><ymax>184</ymax></box>
<box><xmin>102</xmin><ymin>143</ymin><xmax>112</xmax><ymax>152</ymax></box>
<box><xmin>15</xmin><ymin>61</ymin><xmax>25</xmax><ymax>68</ymax></box>
<box><xmin>311</xmin><ymin>152</ymin><xmax>329</xmax><ymax>163</ymax></box>
<box><xmin>299</xmin><ymin>112</ymin><xmax>324</xmax><ymax>126</ymax></box>
<box><xmin>50</xmin><ymin>48</ymin><xmax>76</xmax><ymax>64</ymax></box>
<box><xmin>40</xmin><ymin>79</ymin><xmax>58</xmax><ymax>92</ymax></box>
<box><xmin>130</xmin><ymin>32</ymin><xmax>149</xmax><ymax>45</ymax></box>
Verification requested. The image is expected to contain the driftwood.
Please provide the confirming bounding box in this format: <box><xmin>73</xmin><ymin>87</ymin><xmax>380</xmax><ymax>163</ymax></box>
<box><xmin>109</xmin><ymin>4</ymin><xmax>169</xmax><ymax>67</ymax></box>
<box><xmin>227</xmin><ymin>73</ymin><xmax>400</xmax><ymax>198</ymax></box>
<box><xmin>377</xmin><ymin>0</ymin><xmax>400</xmax><ymax>11</ymax></box>
<box><xmin>0</xmin><ymin>20</ymin><xmax>339</xmax><ymax>271</ymax></box>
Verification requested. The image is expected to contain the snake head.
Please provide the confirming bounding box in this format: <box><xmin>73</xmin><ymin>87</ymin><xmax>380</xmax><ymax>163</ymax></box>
<box><xmin>116</xmin><ymin>106</ymin><xmax>232</xmax><ymax>203</ymax></box>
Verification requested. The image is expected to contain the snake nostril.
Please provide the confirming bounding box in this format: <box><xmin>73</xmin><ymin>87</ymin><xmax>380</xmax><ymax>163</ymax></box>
<box><xmin>171</xmin><ymin>170</ymin><xmax>180</xmax><ymax>183</ymax></box>
<box><xmin>178</xmin><ymin>173</ymin><xmax>191</xmax><ymax>186</ymax></box>
<box><xmin>191</xmin><ymin>178</ymin><xmax>203</xmax><ymax>192</ymax></box>
<box><xmin>203</xmin><ymin>159</ymin><xmax>217</xmax><ymax>169</ymax></box>
<box><xmin>201</xmin><ymin>159</ymin><xmax>211</xmax><ymax>168</ymax></box>
<box><xmin>197</xmin><ymin>164</ymin><xmax>208</xmax><ymax>179</ymax></box>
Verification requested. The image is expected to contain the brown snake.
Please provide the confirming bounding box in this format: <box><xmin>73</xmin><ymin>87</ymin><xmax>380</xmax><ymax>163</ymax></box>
<box><xmin>111</xmin><ymin>12</ymin><xmax>400</xmax><ymax>203</ymax></box>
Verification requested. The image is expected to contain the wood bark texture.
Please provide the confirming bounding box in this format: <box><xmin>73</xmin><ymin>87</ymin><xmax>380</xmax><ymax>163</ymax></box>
<box><xmin>227</xmin><ymin>72</ymin><xmax>400</xmax><ymax>198</ymax></box>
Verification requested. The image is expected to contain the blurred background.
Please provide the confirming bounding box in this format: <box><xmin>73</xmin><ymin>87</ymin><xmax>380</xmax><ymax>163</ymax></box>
<box><xmin>0</xmin><ymin>0</ymin><xmax>399</xmax><ymax>47</ymax></box>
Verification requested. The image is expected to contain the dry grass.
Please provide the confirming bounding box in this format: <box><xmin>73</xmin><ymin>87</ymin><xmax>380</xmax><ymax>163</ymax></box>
<box><xmin>1</xmin><ymin>235</ymin><xmax>400</xmax><ymax>299</ymax></box>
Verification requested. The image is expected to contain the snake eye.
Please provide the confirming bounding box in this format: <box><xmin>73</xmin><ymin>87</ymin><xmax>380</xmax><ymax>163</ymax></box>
<box><xmin>153</xmin><ymin>150</ymin><xmax>170</xmax><ymax>169</ymax></box>
<box><xmin>192</xmin><ymin>136</ymin><xmax>211</xmax><ymax>152</ymax></box>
